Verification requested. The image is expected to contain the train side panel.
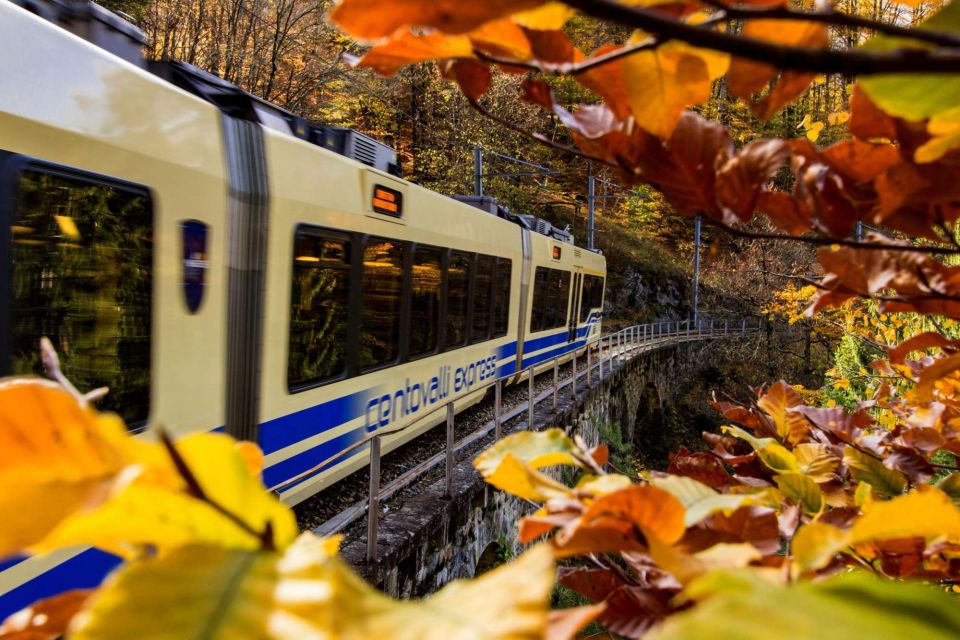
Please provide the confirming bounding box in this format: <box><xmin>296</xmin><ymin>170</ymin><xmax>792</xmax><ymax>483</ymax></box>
<box><xmin>258</xmin><ymin>131</ymin><xmax>525</xmax><ymax>503</ymax></box>
<box><xmin>0</xmin><ymin>3</ymin><xmax>230</xmax><ymax>616</ymax></box>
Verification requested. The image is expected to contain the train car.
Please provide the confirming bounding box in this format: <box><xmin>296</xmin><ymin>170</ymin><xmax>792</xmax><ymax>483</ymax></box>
<box><xmin>0</xmin><ymin>0</ymin><xmax>606</xmax><ymax>618</ymax></box>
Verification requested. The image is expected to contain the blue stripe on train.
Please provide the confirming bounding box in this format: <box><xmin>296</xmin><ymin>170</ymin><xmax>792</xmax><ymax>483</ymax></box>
<box><xmin>0</xmin><ymin>556</ymin><xmax>25</xmax><ymax>574</ymax></box>
<box><xmin>262</xmin><ymin>424</ymin><xmax>369</xmax><ymax>489</ymax></box>
<box><xmin>521</xmin><ymin>339</ymin><xmax>587</xmax><ymax>370</ymax></box>
<box><xmin>0</xmin><ymin>549</ymin><xmax>120</xmax><ymax>620</ymax></box>
<box><xmin>259</xmin><ymin>387</ymin><xmax>378</xmax><ymax>456</ymax></box>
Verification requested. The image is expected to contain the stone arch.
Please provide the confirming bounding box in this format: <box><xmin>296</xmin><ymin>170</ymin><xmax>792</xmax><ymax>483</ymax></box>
<box><xmin>474</xmin><ymin>540</ymin><xmax>503</xmax><ymax>577</ymax></box>
<box><xmin>633</xmin><ymin>382</ymin><xmax>666</xmax><ymax>463</ymax></box>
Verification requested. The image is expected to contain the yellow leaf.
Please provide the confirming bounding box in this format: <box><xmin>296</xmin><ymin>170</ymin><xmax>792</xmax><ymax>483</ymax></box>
<box><xmin>32</xmin><ymin>434</ymin><xmax>298</xmax><ymax>556</ymax></box>
<box><xmin>793</xmin><ymin>443</ymin><xmax>838</xmax><ymax>483</ymax></box>
<box><xmin>650</xmin><ymin>474</ymin><xmax>753</xmax><ymax>527</ymax></box>
<box><xmin>510</xmin><ymin>2</ymin><xmax>574</xmax><ymax>29</ymax></box>
<box><xmin>71</xmin><ymin>534</ymin><xmax>556</xmax><ymax>640</ymax></box>
<box><xmin>793</xmin><ymin>521</ymin><xmax>847</xmax><ymax>573</ymax></box>
<box><xmin>475</xmin><ymin>428</ymin><xmax>585</xmax><ymax>473</ymax></box>
<box><xmin>474</xmin><ymin>429</ymin><xmax>587</xmax><ymax>499</ymax></box>
<box><xmin>648</xmin><ymin>537</ymin><xmax>760</xmax><ymax>586</ymax></box>
<box><xmin>576</xmin><ymin>473</ymin><xmax>634</xmax><ymax>496</ymax></box>
<box><xmin>833</xmin><ymin>378</ymin><xmax>851</xmax><ymax>390</ymax></box>
<box><xmin>623</xmin><ymin>38</ymin><xmax>729</xmax><ymax>139</ymax></box>
<box><xmin>0</xmin><ymin>379</ymin><xmax>142</xmax><ymax>557</ymax></box>
<box><xmin>828</xmin><ymin>111</ymin><xmax>851</xmax><ymax>126</ymax></box>
<box><xmin>774</xmin><ymin>473</ymin><xmax>823</xmax><ymax>515</ymax></box>
<box><xmin>481</xmin><ymin>452</ymin><xmax>572</xmax><ymax>501</ymax></box>
<box><xmin>849</xmin><ymin>488</ymin><xmax>960</xmax><ymax>545</ymax></box>
<box><xmin>804</xmin><ymin>121</ymin><xmax>825</xmax><ymax>142</ymax></box>
<box><xmin>855</xmin><ymin>481</ymin><xmax>874</xmax><ymax>508</ymax></box>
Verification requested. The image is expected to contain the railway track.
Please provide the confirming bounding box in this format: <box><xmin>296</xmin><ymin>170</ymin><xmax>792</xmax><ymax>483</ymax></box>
<box><xmin>294</xmin><ymin>319</ymin><xmax>762</xmax><ymax>552</ymax></box>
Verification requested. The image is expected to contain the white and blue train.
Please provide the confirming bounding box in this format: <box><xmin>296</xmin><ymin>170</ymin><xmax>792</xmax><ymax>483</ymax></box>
<box><xmin>0</xmin><ymin>0</ymin><xmax>606</xmax><ymax>617</ymax></box>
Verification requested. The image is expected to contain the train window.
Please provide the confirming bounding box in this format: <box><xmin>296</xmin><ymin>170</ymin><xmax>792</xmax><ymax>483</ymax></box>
<box><xmin>288</xmin><ymin>229</ymin><xmax>351</xmax><ymax>388</ymax></box>
<box><xmin>552</xmin><ymin>269</ymin><xmax>571</xmax><ymax>329</ymax></box>
<box><xmin>359</xmin><ymin>238</ymin><xmax>405</xmax><ymax>369</ymax></box>
<box><xmin>531</xmin><ymin>267</ymin><xmax>571</xmax><ymax>333</ymax></box>
<box><xmin>410</xmin><ymin>246</ymin><xmax>442</xmax><ymax>357</ymax></box>
<box><xmin>471</xmin><ymin>254</ymin><xmax>494</xmax><ymax>342</ymax></box>
<box><xmin>579</xmin><ymin>274</ymin><xmax>605</xmax><ymax>322</ymax></box>
<box><xmin>492</xmin><ymin>257</ymin><xmax>511</xmax><ymax>337</ymax></box>
<box><xmin>530</xmin><ymin>267</ymin><xmax>550</xmax><ymax>332</ymax></box>
<box><xmin>9</xmin><ymin>168</ymin><xmax>152</xmax><ymax>426</ymax></box>
<box><xmin>445</xmin><ymin>251</ymin><xmax>470</xmax><ymax>348</ymax></box>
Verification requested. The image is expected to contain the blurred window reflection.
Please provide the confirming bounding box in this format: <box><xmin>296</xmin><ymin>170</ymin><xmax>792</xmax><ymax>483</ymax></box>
<box><xmin>10</xmin><ymin>169</ymin><xmax>153</xmax><ymax>426</ymax></box>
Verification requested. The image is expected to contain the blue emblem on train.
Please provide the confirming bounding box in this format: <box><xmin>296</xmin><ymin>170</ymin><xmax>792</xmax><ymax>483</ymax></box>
<box><xmin>181</xmin><ymin>220</ymin><xmax>208</xmax><ymax>313</ymax></box>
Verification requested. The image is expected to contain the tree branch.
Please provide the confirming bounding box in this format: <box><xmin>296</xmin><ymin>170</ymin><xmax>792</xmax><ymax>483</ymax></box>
<box><xmin>467</xmin><ymin>97</ymin><xmax>616</xmax><ymax>167</ymax></box>
<box><xmin>701</xmin><ymin>0</ymin><xmax>960</xmax><ymax>49</ymax></box>
<box><xmin>475</xmin><ymin>35</ymin><xmax>663</xmax><ymax>74</ymax></box>
<box><xmin>562</xmin><ymin>0</ymin><xmax>960</xmax><ymax>75</ymax></box>
<box><xmin>711</xmin><ymin>221</ymin><xmax>960</xmax><ymax>255</ymax></box>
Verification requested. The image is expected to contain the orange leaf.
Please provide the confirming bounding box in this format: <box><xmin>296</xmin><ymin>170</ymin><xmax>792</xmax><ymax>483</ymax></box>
<box><xmin>546</xmin><ymin>604</ymin><xmax>606</xmax><ymax>640</ymax></box>
<box><xmin>330</xmin><ymin>0</ymin><xmax>546</xmax><ymax>40</ymax></box>
<box><xmin>576</xmin><ymin>45</ymin><xmax>632</xmax><ymax>120</ymax></box>
<box><xmin>468</xmin><ymin>19</ymin><xmax>532</xmax><ymax>60</ymax></box>
<box><xmin>887</xmin><ymin>332</ymin><xmax>960</xmax><ymax>364</ymax></box>
<box><xmin>623</xmin><ymin>41</ymin><xmax>728</xmax><ymax>139</ymax></box>
<box><xmin>352</xmin><ymin>32</ymin><xmax>473</xmax><ymax>76</ymax></box>
<box><xmin>849</xmin><ymin>85</ymin><xmax>899</xmax><ymax>141</ymax></box>
<box><xmin>756</xmin><ymin>380</ymin><xmax>810</xmax><ymax>444</ymax></box>
<box><xmin>552</xmin><ymin>486</ymin><xmax>686</xmax><ymax>557</ymax></box>
<box><xmin>728</xmin><ymin>20</ymin><xmax>827</xmax><ymax>119</ymax></box>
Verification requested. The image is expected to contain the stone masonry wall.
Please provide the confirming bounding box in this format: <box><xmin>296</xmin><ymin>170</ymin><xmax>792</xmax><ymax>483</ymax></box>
<box><xmin>339</xmin><ymin>337</ymin><xmax>746</xmax><ymax>598</ymax></box>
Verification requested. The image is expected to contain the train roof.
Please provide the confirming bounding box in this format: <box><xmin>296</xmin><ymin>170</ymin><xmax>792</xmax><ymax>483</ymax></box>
<box><xmin>12</xmin><ymin>0</ymin><xmax>601</xmax><ymax>254</ymax></box>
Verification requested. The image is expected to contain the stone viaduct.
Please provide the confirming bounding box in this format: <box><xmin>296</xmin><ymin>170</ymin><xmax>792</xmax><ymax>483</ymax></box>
<box><xmin>337</xmin><ymin>333</ymin><xmax>759</xmax><ymax>597</ymax></box>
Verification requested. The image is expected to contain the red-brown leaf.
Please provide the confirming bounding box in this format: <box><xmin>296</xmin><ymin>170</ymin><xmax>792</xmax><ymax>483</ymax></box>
<box><xmin>715</xmin><ymin>139</ymin><xmax>791</xmax><ymax>221</ymax></box>
<box><xmin>445</xmin><ymin>59</ymin><xmax>493</xmax><ymax>101</ymax></box>
<box><xmin>680</xmin><ymin>506</ymin><xmax>781</xmax><ymax>555</ymax></box>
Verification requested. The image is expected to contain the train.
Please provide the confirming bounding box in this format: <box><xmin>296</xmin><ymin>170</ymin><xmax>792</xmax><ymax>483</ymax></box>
<box><xmin>0</xmin><ymin>0</ymin><xmax>606</xmax><ymax>618</ymax></box>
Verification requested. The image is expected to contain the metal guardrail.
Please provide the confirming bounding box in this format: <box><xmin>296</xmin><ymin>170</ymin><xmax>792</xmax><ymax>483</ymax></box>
<box><xmin>271</xmin><ymin>316</ymin><xmax>763</xmax><ymax>561</ymax></box>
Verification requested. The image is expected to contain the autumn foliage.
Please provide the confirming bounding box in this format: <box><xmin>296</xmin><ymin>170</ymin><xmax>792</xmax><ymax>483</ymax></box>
<box><xmin>6</xmin><ymin>0</ymin><xmax>960</xmax><ymax>637</ymax></box>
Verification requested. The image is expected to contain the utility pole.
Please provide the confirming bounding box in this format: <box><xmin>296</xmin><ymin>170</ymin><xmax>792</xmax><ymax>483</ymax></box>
<box><xmin>587</xmin><ymin>171</ymin><xmax>596</xmax><ymax>251</ymax></box>
<box><xmin>473</xmin><ymin>145</ymin><xmax>483</xmax><ymax>196</ymax></box>
<box><xmin>692</xmin><ymin>214</ymin><xmax>701</xmax><ymax>323</ymax></box>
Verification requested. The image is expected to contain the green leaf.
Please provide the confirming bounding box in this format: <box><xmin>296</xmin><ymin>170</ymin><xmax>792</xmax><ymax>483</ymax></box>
<box><xmin>721</xmin><ymin>425</ymin><xmax>775</xmax><ymax>452</ymax></box>
<box><xmin>650</xmin><ymin>571</ymin><xmax>960</xmax><ymax>640</ymax></box>
<box><xmin>649</xmin><ymin>474</ymin><xmax>752</xmax><ymax>527</ymax></box>
<box><xmin>860</xmin><ymin>1</ymin><xmax>960</xmax><ymax>122</ymax></box>
<box><xmin>774</xmin><ymin>473</ymin><xmax>823</xmax><ymax>514</ymax></box>
<box><xmin>757</xmin><ymin>443</ymin><xmax>801</xmax><ymax>475</ymax></box>
<box><xmin>936</xmin><ymin>472</ymin><xmax>960</xmax><ymax>504</ymax></box>
<box><xmin>722</xmin><ymin>425</ymin><xmax>799</xmax><ymax>474</ymax></box>
<box><xmin>843</xmin><ymin>447</ymin><xmax>906</xmax><ymax>497</ymax></box>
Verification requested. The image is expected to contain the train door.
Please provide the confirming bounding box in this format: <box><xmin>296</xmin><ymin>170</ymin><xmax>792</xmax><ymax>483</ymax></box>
<box><xmin>568</xmin><ymin>271</ymin><xmax>583</xmax><ymax>343</ymax></box>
